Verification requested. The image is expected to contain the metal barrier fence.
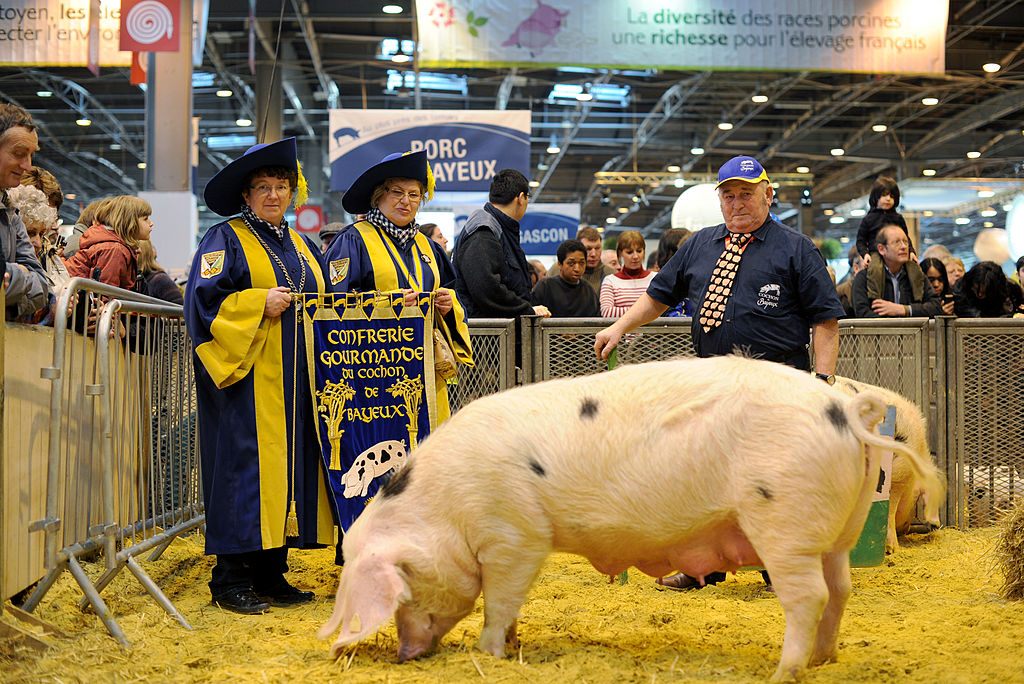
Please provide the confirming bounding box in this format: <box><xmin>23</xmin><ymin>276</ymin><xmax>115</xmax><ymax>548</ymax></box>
<box><xmin>449</xmin><ymin>319</ymin><xmax>517</xmax><ymax>413</ymax></box>
<box><xmin>19</xmin><ymin>279</ymin><xmax>201</xmax><ymax>646</ymax></box>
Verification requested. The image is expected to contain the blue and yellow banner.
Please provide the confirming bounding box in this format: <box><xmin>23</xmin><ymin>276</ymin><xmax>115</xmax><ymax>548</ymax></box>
<box><xmin>303</xmin><ymin>291</ymin><xmax>438</xmax><ymax>531</ymax></box>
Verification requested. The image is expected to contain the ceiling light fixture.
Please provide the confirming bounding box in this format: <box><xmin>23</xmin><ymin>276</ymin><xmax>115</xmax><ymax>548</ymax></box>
<box><xmin>751</xmin><ymin>94</ymin><xmax>768</xmax><ymax>103</ymax></box>
<box><xmin>718</xmin><ymin>122</ymin><xmax>733</xmax><ymax>131</ymax></box>
<box><xmin>872</xmin><ymin>124</ymin><xmax>888</xmax><ymax>132</ymax></box>
<box><xmin>546</xmin><ymin>135</ymin><xmax>561</xmax><ymax>154</ymax></box>
<box><xmin>528</xmin><ymin>180</ymin><xmax>540</xmax><ymax>188</ymax></box>
<box><xmin>829</xmin><ymin>216</ymin><xmax>846</xmax><ymax>224</ymax></box>
<box><xmin>235</xmin><ymin>117</ymin><xmax>252</xmax><ymax>127</ymax></box>
<box><xmin>76</xmin><ymin>118</ymin><xmax>92</xmax><ymax>126</ymax></box>
<box><xmin>137</xmin><ymin>162</ymin><xmax>147</xmax><ymax>169</ymax></box>
<box><xmin>921</xmin><ymin>97</ymin><xmax>939</xmax><ymax>106</ymax></box>
<box><xmin>605</xmin><ymin>217</ymin><xmax>617</xmax><ymax>224</ymax></box>
<box><xmin>982</xmin><ymin>62</ymin><xmax>1001</xmax><ymax>73</ymax></box>
<box><xmin>980</xmin><ymin>208</ymin><xmax>997</xmax><ymax>217</ymax></box>
<box><xmin>955</xmin><ymin>217</ymin><xmax>970</xmax><ymax>225</ymax></box>
<box><xmin>36</xmin><ymin>90</ymin><xmax>53</xmax><ymax>98</ymax></box>
<box><xmin>923</xmin><ymin>210</ymin><xmax>934</xmax><ymax>217</ymax></box>
<box><xmin>575</xmin><ymin>85</ymin><xmax>593</xmax><ymax>102</ymax></box>
<box><xmin>796</xmin><ymin>166</ymin><xmax>810</xmax><ymax>174</ymax></box>
<box><xmin>382</xmin><ymin>4</ymin><xmax>403</xmax><ymax>14</ymax></box>
<box><xmin>977</xmin><ymin>189</ymin><xmax>995</xmax><ymax>198</ymax></box>
<box><xmin>850</xmin><ymin>209</ymin><xmax>866</xmax><ymax>217</ymax></box>
<box><xmin>673</xmin><ymin>178</ymin><xmax>685</xmax><ymax>188</ymax></box>
<box><xmin>216</xmin><ymin>89</ymin><xmax>233</xmax><ymax>98</ymax></box>
<box><xmin>65</xmin><ymin>193</ymin><xmax>76</xmax><ymax>200</ymax></box>
<box><xmin>391</xmin><ymin>53</ymin><xmax>411</xmax><ymax>63</ymax></box>
<box><xmin>922</xmin><ymin>168</ymin><xmax>936</xmax><ymax>176</ymax></box>
<box><xmin>966</xmin><ymin>150</ymin><xmax>981</xmax><ymax>159</ymax></box>
<box><xmin>666</xmin><ymin>164</ymin><xmax>681</xmax><ymax>173</ymax></box>
<box><xmin>617</xmin><ymin>207</ymin><xmax>629</xmax><ymax>214</ymax></box>
<box><xmin>110</xmin><ymin>143</ymin><xmax>122</xmax><ymax>150</ymax></box>
<box><xmin>690</xmin><ymin>146</ymin><xmax>704</xmax><ymax>155</ymax></box>
<box><xmin>983</xmin><ymin>221</ymin><xmax>994</xmax><ymax>228</ymax></box>
<box><xmin>830</xmin><ymin>148</ymin><xmax>845</xmax><ymax>156</ymax></box>
<box><xmin>823</xmin><ymin>209</ymin><xmax>835</xmax><ymax>216</ymax></box>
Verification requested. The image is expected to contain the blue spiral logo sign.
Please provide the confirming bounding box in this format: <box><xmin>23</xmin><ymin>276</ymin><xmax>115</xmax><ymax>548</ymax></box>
<box><xmin>126</xmin><ymin>1</ymin><xmax>175</xmax><ymax>45</ymax></box>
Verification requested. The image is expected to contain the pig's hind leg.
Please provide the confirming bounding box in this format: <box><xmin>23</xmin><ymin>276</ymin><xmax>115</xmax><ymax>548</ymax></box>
<box><xmin>476</xmin><ymin>544</ymin><xmax>548</xmax><ymax>658</ymax></box>
<box><xmin>808</xmin><ymin>549</ymin><xmax>851</xmax><ymax>667</ymax></box>
<box><xmin>759</xmin><ymin>551</ymin><xmax>828</xmax><ymax>682</ymax></box>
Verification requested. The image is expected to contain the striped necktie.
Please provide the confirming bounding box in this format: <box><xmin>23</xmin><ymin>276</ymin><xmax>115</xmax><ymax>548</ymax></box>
<box><xmin>698</xmin><ymin>232</ymin><xmax>752</xmax><ymax>333</ymax></box>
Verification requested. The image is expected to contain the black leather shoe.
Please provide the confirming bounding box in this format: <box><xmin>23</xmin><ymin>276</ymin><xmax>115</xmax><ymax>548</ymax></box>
<box><xmin>255</xmin><ymin>581</ymin><xmax>315</xmax><ymax>607</ymax></box>
<box><xmin>212</xmin><ymin>587</ymin><xmax>271</xmax><ymax>615</ymax></box>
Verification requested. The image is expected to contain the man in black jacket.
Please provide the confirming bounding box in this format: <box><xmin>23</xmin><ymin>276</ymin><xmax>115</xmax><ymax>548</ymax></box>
<box><xmin>452</xmin><ymin>169</ymin><xmax>550</xmax><ymax>319</ymax></box>
<box><xmin>852</xmin><ymin>224</ymin><xmax>947</xmax><ymax>318</ymax></box>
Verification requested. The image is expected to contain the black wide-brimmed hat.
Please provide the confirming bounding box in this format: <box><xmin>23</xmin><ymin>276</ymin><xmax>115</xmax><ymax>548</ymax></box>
<box><xmin>204</xmin><ymin>137</ymin><xmax>306</xmax><ymax>217</ymax></box>
<box><xmin>342</xmin><ymin>150</ymin><xmax>434</xmax><ymax>215</ymax></box>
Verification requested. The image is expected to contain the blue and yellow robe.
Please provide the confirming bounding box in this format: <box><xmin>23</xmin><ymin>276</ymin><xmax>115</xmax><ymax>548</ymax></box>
<box><xmin>184</xmin><ymin>218</ymin><xmax>335</xmax><ymax>555</ymax></box>
<box><xmin>323</xmin><ymin>221</ymin><xmax>472</xmax><ymax>421</ymax></box>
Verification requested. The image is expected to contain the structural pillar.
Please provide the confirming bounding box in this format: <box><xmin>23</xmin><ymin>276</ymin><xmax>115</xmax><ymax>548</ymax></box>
<box><xmin>143</xmin><ymin>0</ymin><xmax>197</xmax><ymax>275</ymax></box>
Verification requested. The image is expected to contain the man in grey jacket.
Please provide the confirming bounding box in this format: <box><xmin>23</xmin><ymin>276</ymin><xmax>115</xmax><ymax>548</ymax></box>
<box><xmin>0</xmin><ymin>103</ymin><xmax>48</xmax><ymax>320</ymax></box>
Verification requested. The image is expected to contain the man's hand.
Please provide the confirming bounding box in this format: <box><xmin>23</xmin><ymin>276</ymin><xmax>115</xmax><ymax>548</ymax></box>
<box><xmin>941</xmin><ymin>299</ymin><xmax>955</xmax><ymax>315</ymax></box>
<box><xmin>264</xmin><ymin>286</ymin><xmax>292</xmax><ymax>318</ymax></box>
<box><xmin>532</xmin><ymin>305</ymin><xmax>551</xmax><ymax>317</ymax></box>
<box><xmin>594</xmin><ymin>325</ymin><xmax>623</xmax><ymax>361</ymax></box>
<box><xmin>434</xmin><ymin>288</ymin><xmax>453</xmax><ymax>316</ymax></box>
<box><xmin>870</xmin><ymin>299</ymin><xmax>906</xmax><ymax>317</ymax></box>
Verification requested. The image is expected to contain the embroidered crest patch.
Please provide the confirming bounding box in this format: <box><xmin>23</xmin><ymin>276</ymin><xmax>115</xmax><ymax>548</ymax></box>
<box><xmin>330</xmin><ymin>258</ymin><xmax>350</xmax><ymax>285</ymax></box>
<box><xmin>199</xmin><ymin>250</ymin><xmax>225</xmax><ymax>279</ymax></box>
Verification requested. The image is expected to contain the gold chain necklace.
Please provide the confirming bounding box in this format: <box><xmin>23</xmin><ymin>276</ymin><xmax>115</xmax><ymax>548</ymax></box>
<box><xmin>245</xmin><ymin>223</ymin><xmax>308</xmax><ymax>293</ymax></box>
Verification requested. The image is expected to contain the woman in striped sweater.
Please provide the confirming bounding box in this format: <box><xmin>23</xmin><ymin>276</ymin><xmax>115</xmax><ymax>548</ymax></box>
<box><xmin>600</xmin><ymin>230</ymin><xmax>656</xmax><ymax>317</ymax></box>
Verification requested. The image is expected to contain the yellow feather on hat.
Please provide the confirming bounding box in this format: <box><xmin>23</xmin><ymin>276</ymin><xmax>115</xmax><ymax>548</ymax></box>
<box><xmin>295</xmin><ymin>160</ymin><xmax>309</xmax><ymax>208</ymax></box>
<box><xmin>425</xmin><ymin>160</ymin><xmax>435</xmax><ymax>201</ymax></box>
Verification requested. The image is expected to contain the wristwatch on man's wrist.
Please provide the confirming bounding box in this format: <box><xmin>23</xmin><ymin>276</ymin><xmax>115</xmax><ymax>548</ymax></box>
<box><xmin>814</xmin><ymin>372</ymin><xmax>836</xmax><ymax>385</ymax></box>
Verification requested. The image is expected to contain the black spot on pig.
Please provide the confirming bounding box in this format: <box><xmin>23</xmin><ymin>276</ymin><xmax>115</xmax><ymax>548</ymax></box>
<box><xmin>876</xmin><ymin>467</ymin><xmax>887</xmax><ymax>494</ymax></box>
<box><xmin>825</xmin><ymin>402</ymin><xmax>848</xmax><ymax>432</ymax></box>
<box><xmin>894</xmin><ymin>430</ymin><xmax>908</xmax><ymax>443</ymax></box>
<box><xmin>580</xmin><ymin>398</ymin><xmax>599</xmax><ymax>419</ymax></box>
<box><xmin>756</xmin><ymin>485</ymin><xmax>774</xmax><ymax>501</ymax></box>
<box><xmin>380</xmin><ymin>463</ymin><xmax>412</xmax><ymax>499</ymax></box>
<box><xmin>529</xmin><ymin>459</ymin><xmax>546</xmax><ymax>477</ymax></box>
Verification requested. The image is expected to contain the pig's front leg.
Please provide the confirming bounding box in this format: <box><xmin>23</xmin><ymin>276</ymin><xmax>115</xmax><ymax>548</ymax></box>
<box><xmin>477</xmin><ymin>547</ymin><xmax>547</xmax><ymax>658</ymax></box>
<box><xmin>764</xmin><ymin>553</ymin><xmax>829</xmax><ymax>682</ymax></box>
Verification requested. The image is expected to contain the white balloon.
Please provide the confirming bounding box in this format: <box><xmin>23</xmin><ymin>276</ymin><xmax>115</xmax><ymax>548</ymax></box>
<box><xmin>1006</xmin><ymin>193</ymin><xmax>1024</xmax><ymax>261</ymax></box>
<box><xmin>671</xmin><ymin>184</ymin><xmax>723</xmax><ymax>231</ymax></box>
<box><xmin>973</xmin><ymin>227</ymin><xmax>1010</xmax><ymax>265</ymax></box>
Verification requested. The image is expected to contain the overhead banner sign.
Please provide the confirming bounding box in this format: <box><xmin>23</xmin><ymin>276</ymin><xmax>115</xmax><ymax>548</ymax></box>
<box><xmin>0</xmin><ymin>0</ymin><xmax>130</xmax><ymax>67</ymax></box>
<box><xmin>329</xmin><ymin>109</ymin><xmax>530</xmax><ymax>193</ymax></box>
<box><xmin>119</xmin><ymin>0</ymin><xmax>180</xmax><ymax>53</ymax></box>
<box><xmin>416</xmin><ymin>0</ymin><xmax>947</xmax><ymax>74</ymax></box>
<box><xmin>454</xmin><ymin>202</ymin><xmax>580</xmax><ymax>255</ymax></box>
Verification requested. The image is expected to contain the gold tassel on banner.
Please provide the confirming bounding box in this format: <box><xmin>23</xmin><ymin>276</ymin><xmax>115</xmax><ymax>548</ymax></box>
<box><xmin>285</xmin><ymin>501</ymin><xmax>300</xmax><ymax>537</ymax></box>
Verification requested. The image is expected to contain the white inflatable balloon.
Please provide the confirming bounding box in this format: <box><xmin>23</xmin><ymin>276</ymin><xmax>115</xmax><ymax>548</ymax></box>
<box><xmin>671</xmin><ymin>183</ymin><xmax>724</xmax><ymax>231</ymax></box>
<box><xmin>973</xmin><ymin>227</ymin><xmax>1010</xmax><ymax>265</ymax></box>
<box><xmin>1006</xmin><ymin>194</ymin><xmax>1024</xmax><ymax>262</ymax></box>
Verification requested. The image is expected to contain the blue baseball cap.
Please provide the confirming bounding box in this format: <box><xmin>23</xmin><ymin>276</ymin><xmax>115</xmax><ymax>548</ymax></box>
<box><xmin>716</xmin><ymin>155</ymin><xmax>770</xmax><ymax>188</ymax></box>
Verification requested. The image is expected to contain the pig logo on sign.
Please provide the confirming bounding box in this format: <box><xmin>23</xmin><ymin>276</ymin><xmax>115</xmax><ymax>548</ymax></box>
<box><xmin>341</xmin><ymin>440</ymin><xmax>408</xmax><ymax>498</ymax></box>
<box><xmin>501</xmin><ymin>1</ymin><xmax>569</xmax><ymax>56</ymax></box>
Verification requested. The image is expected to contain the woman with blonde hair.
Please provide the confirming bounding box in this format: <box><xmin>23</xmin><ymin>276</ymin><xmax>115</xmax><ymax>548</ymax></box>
<box><xmin>64</xmin><ymin>195</ymin><xmax>153</xmax><ymax>291</ymax></box>
<box><xmin>136</xmin><ymin>240</ymin><xmax>182</xmax><ymax>304</ymax></box>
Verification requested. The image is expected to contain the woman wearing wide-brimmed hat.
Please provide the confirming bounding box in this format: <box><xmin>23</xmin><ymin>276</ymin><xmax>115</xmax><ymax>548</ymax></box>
<box><xmin>324</xmin><ymin>150</ymin><xmax>473</xmax><ymax>421</ymax></box>
<box><xmin>184</xmin><ymin>137</ymin><xmax>335</xmax><ymax>616</ymax></box>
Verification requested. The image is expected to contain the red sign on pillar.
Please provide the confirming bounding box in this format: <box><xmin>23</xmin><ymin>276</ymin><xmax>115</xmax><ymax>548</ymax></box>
<box><xmin>130</xmin><ymin>52</ymin><xmax>148</xmax><ymax>86</ymax></box>
<box><xmin>120</xmin><ymin>0</ymin><xmax>181</xmax><ymax>53</ymax></box>
<box><xmin>295</xmin><ymin>205</ymin><xmax>324</xmax><ymax>234</ymax></box>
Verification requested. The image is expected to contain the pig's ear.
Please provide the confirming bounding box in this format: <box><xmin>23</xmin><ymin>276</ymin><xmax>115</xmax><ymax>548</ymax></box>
<box><xmin>318</xmin><ymin>551</ymin><xmax>410</xmax><ymax>656</ymax></box>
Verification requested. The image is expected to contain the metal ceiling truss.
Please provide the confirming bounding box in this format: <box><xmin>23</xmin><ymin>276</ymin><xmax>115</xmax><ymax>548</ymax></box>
<box><xmin>594</xmin><ymin>171</ymin><xmax>814</xmax><ymax>188</ymax></box>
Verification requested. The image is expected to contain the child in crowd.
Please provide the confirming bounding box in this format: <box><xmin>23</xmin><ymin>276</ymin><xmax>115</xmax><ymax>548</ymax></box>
<box><xmin>64</xmin><ymin>195</ymin><xmax>153</xmax><ymax>291</ymax></box>
<box><xmin>136</xmin><ymin>240</ymin><xmax>182</xmax><ymax>304</ymax></box>
<box><xmin>855</xmin><ymin>176</ymin><xmax>924</xmax><ymax>300</ymax></box>
<box><xmin>600</xmin><ymin>230</ymin><xmax>656</xmax><ymax>318</ymax></box>
<box><xmin>531</xmin><ymin>239</ymin><xmax>599</xmax><ymax>317</ymax></box>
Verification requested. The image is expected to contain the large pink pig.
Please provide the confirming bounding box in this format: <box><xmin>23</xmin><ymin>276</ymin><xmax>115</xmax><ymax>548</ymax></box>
<box><xmin>319</xmin><ymin>356</ymin><xmax>923</xmax><ymax>681</ymax></box>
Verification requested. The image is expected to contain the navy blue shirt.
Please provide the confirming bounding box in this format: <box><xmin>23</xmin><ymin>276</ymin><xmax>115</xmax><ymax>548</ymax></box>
<box><xmin>648</xmin><ymin>218</ymin><xmax>844</xmax><ymax>362</ymax></box>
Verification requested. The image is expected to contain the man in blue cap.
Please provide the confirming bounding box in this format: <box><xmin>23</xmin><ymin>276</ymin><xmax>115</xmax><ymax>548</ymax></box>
<box><xmin>594</xmin><ymin>155</ymin><xmax>844</xmax><ymax>591</ymax></box>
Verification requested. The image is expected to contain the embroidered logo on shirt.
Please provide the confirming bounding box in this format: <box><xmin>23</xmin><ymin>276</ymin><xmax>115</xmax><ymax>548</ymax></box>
<box><xmin>756</xmin><ymin>282</ymin><xmax>781</xmax><ymax>309</ymax></box>
<box><xmin>329</xmin><ymin>258</ymin><xmax>350</xmax><ymax>285</ymax></box>
<box><xmin>199</xmin><ymin>250</ymin><xmax>225</xmax><ymax>279</ymax></box>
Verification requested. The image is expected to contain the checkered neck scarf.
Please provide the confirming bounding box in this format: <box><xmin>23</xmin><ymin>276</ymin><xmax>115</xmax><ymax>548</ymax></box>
<box><xmin>0</xmin><ymin>189</ymin><xmax>9</xmax><ymax>209</ymax></box>
<box><xmin>240</xmin><ymin>203</ymin><xmax>287</xmax><ymax>241</ymax></box>
<box><xmin>366</xmin><ymin>206</ymin><xmax>418</xmax><ymax>250</ymax></box>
